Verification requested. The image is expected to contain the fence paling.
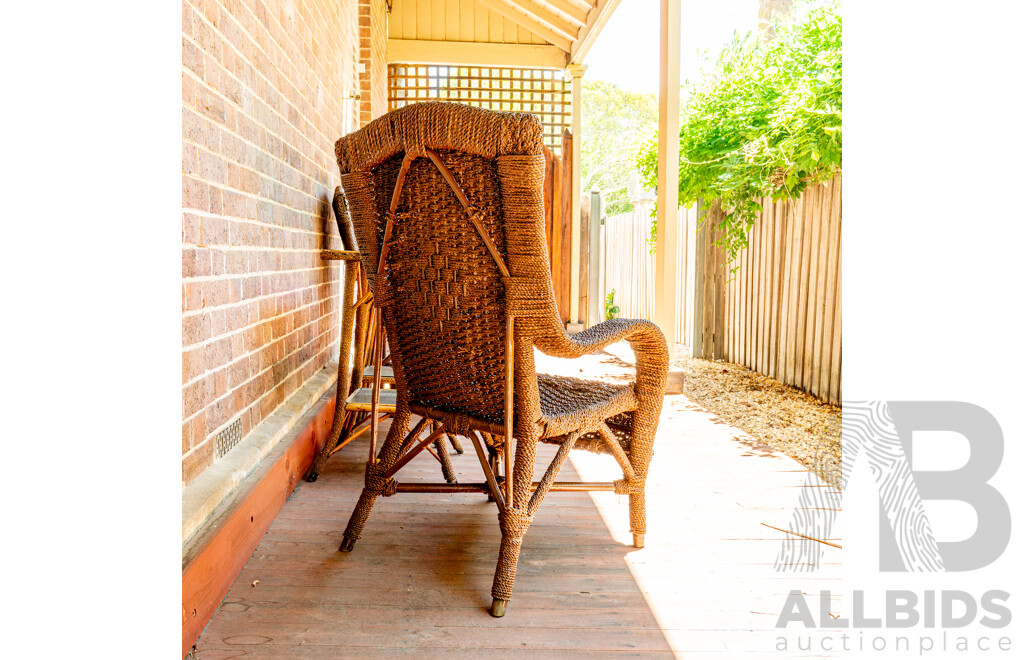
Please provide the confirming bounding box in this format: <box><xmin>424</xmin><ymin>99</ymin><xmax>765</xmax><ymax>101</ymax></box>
<box><xmin>674</xmin><ymin>203</ymin><xmax>696</xmax><ymax>350</ymax></box>
<box><xmin>601</xmin><ymin>203</ymin><xmax>696</xmax><ymax>348</ymax></box>
<box><xmin>602</xmin><ymin>206</ymin><xmax>651</xmax><ymax>324</ymax></box>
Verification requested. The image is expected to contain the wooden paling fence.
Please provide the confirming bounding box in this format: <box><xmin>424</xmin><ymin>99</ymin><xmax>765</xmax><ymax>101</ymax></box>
<box><xmin>697</xmin><ymin>175</ymin><xmax>842</xmax><ymax>405</ymax></box>
<box><xmin>602</xmin><ymin>202</ymin><xmax>698</xmax><ymax>348</ymax></box>
<box><xmin>601</xmin><ymin>175</ymin><xmax>841</xmax><ymax>404</ymax></box>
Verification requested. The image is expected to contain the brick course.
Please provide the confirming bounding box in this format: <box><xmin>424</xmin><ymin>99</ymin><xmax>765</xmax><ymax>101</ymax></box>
<box><xmin>358</xmin><ymin>0</ymin><xmax>388</xmax><ymax>125</ymax></box>
<box><xmin>182</xmin><ymin>0</ymin><xmax>374</xmax><ymax>484</ymax></box>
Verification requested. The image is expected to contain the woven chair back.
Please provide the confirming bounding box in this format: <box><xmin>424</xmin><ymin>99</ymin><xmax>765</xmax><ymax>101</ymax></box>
<box><xmin>361</xmin><ymin>150</ymin><xmax>510</xmax><ymax>423</ymax></box>
<box><xmin>337</xmin><ymin>103</ymin><xmax>570</xmax><ymax>432</ymax></box>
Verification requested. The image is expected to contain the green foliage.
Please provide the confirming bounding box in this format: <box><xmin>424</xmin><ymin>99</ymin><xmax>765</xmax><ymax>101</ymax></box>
<box><xmin>637</xmin><ymin>0</ymin><xmax>842</xmax><ymax>263</ymax></box>
<box><xmin>604</xmin><ymin>289</ymin><xmax>620</xmax><ymax>320</ymax></box>
<box><xmin>581</xmin><ymin>81</ymin><xmax>658</xmax><ymax>217</ymax></box>
<box><xmin>648</xmin><ymin>214</ymin><xmax>657</xmax><ymax>255</ymax></box>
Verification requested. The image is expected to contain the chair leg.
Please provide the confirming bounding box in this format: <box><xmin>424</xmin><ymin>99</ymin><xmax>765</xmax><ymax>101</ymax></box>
<box><xmin>489</xmin><ymin>516</ymin><xmax>529</xmax><ymax>617</ymax></box>
<box><xmin>623</xmin><ymin>429</ymin><xmax>653</xmax><ymax>550</ymax></box>
<box><xmin>488</xmin><ymin>429</ymin><xmax>583</xmax><ymax>615</ymax></box>
<box><xmin>340</xmin><ymin>487</ymin><xmax>376</xmax><ymax>551</ymax></box>
<box><xmin>423</xmin><ymin>421</ymin><xmax>458</xmax><ymax>483</ymax></box>
<box><xmin>447</xmin><ymin>433</ymin><xmax>465</xmax><ymax>454</ymax></box>
<box><xmin>306</xmin><ymin>408</ymin><xmax>353</xmax><ymax>482</ymax></box>
<box><xmin>629</xmin><ymin>490</ymin><xmax>647</xmax><ymax>548</ymax></box>
<box><xmin>435</xmin><ymin>437</ymin><xmax>458</xmax><ymax>484</ymax></box>
<box><xmin>486</xmin><ymin>445</ymin><xmax>500</xmax><ymax>502</ymax></box>
<box><xmin>487</xmin><ymin>431</ymin><xmax>553</xmax><ymax>617</ymax></box>
<box><xmin>339</xmin><ymin>410</ymin><xmax>409</xmax><ymax>552</ymax></box>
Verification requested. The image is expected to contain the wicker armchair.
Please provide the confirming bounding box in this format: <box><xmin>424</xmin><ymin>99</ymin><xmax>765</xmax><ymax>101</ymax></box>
<box><xmin>333</xmin><ymin>102</ymin><xmax>668</xmax><ymax>617</ymax></box>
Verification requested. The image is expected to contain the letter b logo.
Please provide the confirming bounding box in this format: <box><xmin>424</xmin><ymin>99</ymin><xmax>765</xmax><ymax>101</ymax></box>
<box><xmin>880</xmin><ymin>402</ymin><xmax>1010</xmax><ymax>571</ymax></box>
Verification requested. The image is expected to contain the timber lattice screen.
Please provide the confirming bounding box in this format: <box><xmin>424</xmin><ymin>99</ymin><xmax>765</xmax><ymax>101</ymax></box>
<box><xmin>387</xmin><ymin>64</ymin><xmax>570</xmax><ymax>152</ymax></box>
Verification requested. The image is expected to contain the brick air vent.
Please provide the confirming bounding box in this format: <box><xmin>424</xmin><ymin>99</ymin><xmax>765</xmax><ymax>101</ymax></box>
<box><xmin>215</xmin><ymin>419</ymin><xmax>242</xmax><ymax>458</ymax></box>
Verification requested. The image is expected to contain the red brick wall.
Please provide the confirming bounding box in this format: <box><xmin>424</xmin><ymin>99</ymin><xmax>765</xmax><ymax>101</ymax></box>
<box><xmin>181</xmin><ymin>0</ymin><xmax>366</xmax><ymax>484</ymax></box>
<box><xmin>358</xmin><ymin>0</ymin><xmax>388</xmax><ymax>125</ymax></box>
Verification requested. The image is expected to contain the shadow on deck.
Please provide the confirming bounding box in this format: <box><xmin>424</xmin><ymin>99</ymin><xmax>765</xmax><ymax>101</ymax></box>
<box><xmin>194</xmin><ymin>351</ymin><xmax>841</xmax><ymax>658</ymax></box>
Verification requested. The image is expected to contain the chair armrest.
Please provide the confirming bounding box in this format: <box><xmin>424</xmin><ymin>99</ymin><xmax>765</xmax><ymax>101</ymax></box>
<box><xmin>565</xmin><ymin>318</ymin><xmax>663</xmax><ymax>356</ymax></box>
<box><xmin>320</xmin><ymin>249</ymin><xmax>361</xmax><ymax>261</ymax></box>
<box><xmin>538</xmin><ymin>317</ymin><xmax>669</xmax><ymax>403</ymax></box>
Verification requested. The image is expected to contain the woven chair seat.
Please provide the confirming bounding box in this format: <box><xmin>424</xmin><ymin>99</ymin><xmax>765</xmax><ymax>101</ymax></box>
<box><xmin>536</xmin><ymin>373</ymin><xmax>637</xmax><ymax>451</ymax></box>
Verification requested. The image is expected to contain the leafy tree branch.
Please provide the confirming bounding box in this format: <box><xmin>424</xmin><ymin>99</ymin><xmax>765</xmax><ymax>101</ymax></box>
<box><xmin>581</xmin><ymin>80</ymin><xmax>658</xmax><ymax>216</ymax></box>
<box><xmin>637</xmin><ymin>0</ymin><xmax>842</xmax><ymax>263</ymax></box>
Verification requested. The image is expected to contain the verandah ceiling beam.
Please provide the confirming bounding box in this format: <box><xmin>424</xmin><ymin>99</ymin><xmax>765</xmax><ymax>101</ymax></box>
<box><xmin>475</xmin><ymin>0</ymin><xmax>576</xmax><ymax>52</ymax></box>
<box><xmin>560</xmin><ymin>0</ymin><xmax>594</xmax><ymax>13</ymax></box>
<box><xmin>386</xmin><ymin>39</ymin><xmax>569</xmax><ymax>68</ymax></box>
<box><xmin>531</xmin><ymin>0</ymin><xmax>589</xmax><ymax>29</ymax></box>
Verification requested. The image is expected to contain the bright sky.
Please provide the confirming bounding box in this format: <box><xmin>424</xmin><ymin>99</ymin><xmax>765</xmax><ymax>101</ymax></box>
<box><xmin>584</xmin><ymin>0</ymin><xmax>761</xmax><ymax>93</ymax></box>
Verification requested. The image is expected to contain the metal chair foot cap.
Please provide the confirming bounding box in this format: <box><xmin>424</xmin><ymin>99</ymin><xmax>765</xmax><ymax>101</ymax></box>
<box><xmin>633</xmin><ymin>533</ymin><xmax>645</xmax><ymax>548</ymax></box>
<box><xmin>339</xmin><ymin>537</ymin><xmax>357</xmax><ymax>552</ymax></box>
<box><xmin>490</xmin><ymin>599</ymin><xmax>508</xmax><ymax>617</ymax></box>
<box><xmin>305</xmin><ymin>471</ymin><xmax>319</xmax><ymax>483</ymax></box>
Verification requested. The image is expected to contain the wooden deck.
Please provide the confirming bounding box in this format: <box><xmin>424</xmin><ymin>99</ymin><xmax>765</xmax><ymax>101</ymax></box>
<box><xmin>193</xmin><ymin>350</ymin><xmax>841</xmax><ymax>658</ymax></box>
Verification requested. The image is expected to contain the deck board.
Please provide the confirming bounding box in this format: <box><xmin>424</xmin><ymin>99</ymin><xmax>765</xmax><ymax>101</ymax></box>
<box><xmin>194</xmin><ymin>349</ymin><xmax>841</xmax><ymax>657</ymax></box>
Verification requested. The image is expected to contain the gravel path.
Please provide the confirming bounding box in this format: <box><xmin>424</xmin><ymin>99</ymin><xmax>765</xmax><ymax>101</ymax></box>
<box><xmin>672</xmin><ymin>346</ymin><xmax>842</xmax><ymax>488</ymax></box>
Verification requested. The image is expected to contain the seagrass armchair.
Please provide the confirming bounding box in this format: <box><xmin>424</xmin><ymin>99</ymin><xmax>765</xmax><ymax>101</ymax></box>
<box><xmin>333</xmin><ymin>102</ymin><xmax>668</xmax><ymax>617</ymax></box>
